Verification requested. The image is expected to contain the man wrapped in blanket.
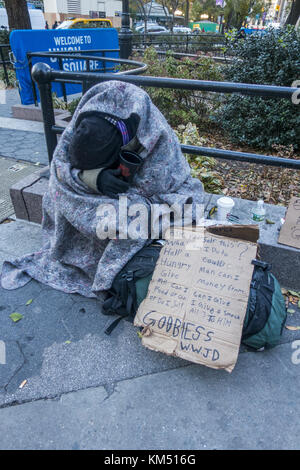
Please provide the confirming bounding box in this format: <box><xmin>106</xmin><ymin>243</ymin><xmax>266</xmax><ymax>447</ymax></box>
<box><xmin>1</xmin><ymin>81</ymin><xmax>204</xmax><ymax>298</ymax></box>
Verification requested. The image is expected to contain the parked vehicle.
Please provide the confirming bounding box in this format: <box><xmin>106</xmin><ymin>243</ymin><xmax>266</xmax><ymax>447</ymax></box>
<box><xmin>134</xmin><ymin>22</ymin><xmax>158</xmax><ymax>32</ymax></box>
<box><xmin>56</xmin><ymin>18</ymin><xmax>112</xmax><ymax>29</ymax></box>
<box><xmin>137</xmin><ymin>25</ymin><xmax>169</xmax><ymax>34</ymax></box>
<box><xmin>0</xmin><ymin>7</ymin><xmax>45</xmax><ymax>29</ymax></box>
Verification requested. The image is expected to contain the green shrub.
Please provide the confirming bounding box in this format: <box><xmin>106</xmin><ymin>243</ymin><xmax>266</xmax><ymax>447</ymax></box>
<box><xmin>67</xmin><ymin>97</ymin><xmax>80</xmax><ymax>115</ymax></box>
<box><xmin>0</xmin><ymin>67</ymin><xmax>16</xmax><ymax>87</ymax></box>
<box><xmin>175</xmin><ymin>122</ymin><xmax>224</xmax><ymax>193</ymax></box>
<box><xmin>52</xmin><ymin>92</ymin><xmax>68</xmax><ymax>110</ymax></box>
<box><xmin>140</xmin><ymin>47</ymin><xmax>224</xmax><ymax>129</ymax></box>
<box><xmin>0</xmin><ymin>29</ymin><xmax>9</xmax><ymax>44</ymax></box>
<box><xmin>217</xmin><ymin>27</ymin><xmax>300</xmax><ymax>150</ymax></box>
<box><xmin>0</xmin><ymin>30</ymin><xmax>15</xmax><ymax>88</ymax></box>
<box><xmin>52</xmin><ymin>93</ymin><xmax>80</xmax><ymax>115</ymax></box>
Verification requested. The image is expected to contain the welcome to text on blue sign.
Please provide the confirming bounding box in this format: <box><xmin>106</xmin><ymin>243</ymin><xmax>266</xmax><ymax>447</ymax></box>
<box><xmin>10</xmin><ymin>28</ymin><xmax>119</xmax><ymax>104</ymax></box>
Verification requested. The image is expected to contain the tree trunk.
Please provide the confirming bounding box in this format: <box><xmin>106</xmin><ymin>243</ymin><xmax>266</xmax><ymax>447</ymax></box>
<box><xmin>161</xmin><ymin>0</ymin><xmax>169</xmax><ymax>29</ymax></box>
<box><xmin>4</xmin><ymin>0</ymin><xmax>32</xmax><ymax>30</ymax></box>
<box><xmin>226</xmin><ymin>9</ymin><xmax>234</xmax><ymax>29</ymax></box>
<box><xmin>185</xmin><ymin>0</ymin><xmax>189</xmax><ymax>27</ymax></box>
<box><xmin>285</xmin><ymin>0</ymin><xmax>300</xmax><ymax>25</ymax></box>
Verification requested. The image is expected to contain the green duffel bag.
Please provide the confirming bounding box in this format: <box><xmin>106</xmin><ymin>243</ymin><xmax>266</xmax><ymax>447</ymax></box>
<box><xmin>241</xmin><ymin>259</ymin><xmax>287</xmax><ymax>350</ymax></box>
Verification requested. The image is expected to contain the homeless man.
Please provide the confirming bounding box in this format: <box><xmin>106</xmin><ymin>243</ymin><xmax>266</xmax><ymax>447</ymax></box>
<box><xmin>1</xmin><ymin>80</ymin><xmax>204</xmax><ymax>298</ymax></box>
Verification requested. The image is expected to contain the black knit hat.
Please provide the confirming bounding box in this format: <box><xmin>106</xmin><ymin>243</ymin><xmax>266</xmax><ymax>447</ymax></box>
<box><xmin>68</xmin><ymin>111</ymin><xmax>140</xmax><ymax>170</ymax></box>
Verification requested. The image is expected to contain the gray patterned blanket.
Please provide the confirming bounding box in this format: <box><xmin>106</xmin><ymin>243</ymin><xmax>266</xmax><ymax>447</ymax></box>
<box><xmin>1</xmin><ymin>81</ymin><xmax>204</xmax><ymax>297</ymax></box>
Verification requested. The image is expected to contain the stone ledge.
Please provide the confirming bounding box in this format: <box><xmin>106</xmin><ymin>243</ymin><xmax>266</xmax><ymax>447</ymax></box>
<box><xmin>9</xmin><ymin>178</ymin><xmax>299</xmax><ymax>289</ymax></box>
<box><xmin>9</xmin><ymin>167</ymin><xmax>49</xmax><ymax>224</ymax></box>
<box><xmin>205</xmin><ymin>194</ymin><xmax>299</xmax><ymax>289</ymax></box>
<box><xmin>22</xmin><ymin>178</ymin><xmax>48</xmax><ymax>224</ymax></box>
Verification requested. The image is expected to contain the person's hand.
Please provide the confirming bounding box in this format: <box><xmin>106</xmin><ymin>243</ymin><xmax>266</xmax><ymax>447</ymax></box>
<box><xmin>97</xmin><ymin>168</ymin><xmax>130</xmax><ymax>199</ymax></box>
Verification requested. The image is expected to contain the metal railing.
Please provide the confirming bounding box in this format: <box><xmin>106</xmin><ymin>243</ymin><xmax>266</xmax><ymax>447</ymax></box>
<box><xmin>27</xmin><ymin>49</ymin><xmax>147</xmax><ymax>106</ymax></box>
<box><xmin>31</xmin><ymin>62</ymin><xmax>300</xmax><ymax>172</ymax></box>
<box><xmin>0</xmin><ymin>43</ymin><xmax>12</xmax><ymax>86</ymax></box>
<box><xmin>134</xmin><ymin>48</ymin><xmax>232</xmax><ymax>65</ymax></box>
<box><xmin>132</xmin><ymin>33</ymin><xmax>226</xmax><ymax>56</ymax></box>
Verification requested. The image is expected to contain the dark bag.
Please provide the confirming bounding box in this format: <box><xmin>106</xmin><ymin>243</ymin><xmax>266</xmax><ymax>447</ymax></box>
<box><xmin>241</xmin><ymin>260</ymin><xmax>287</xmax><ymax>350</ymax></box>
<box><xmin>102</xmin><ymin>243</ymin><xmax>162</xmax><ymax>334</ymax></box>
<box><xmin>103</xmin><ymin>248</ymin><xmax>287</xmax><ymax>349</ymax></box>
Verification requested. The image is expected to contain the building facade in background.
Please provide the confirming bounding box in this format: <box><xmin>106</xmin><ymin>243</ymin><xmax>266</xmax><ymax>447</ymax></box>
<box><xmin>43</xmin><ymin>0</ymin><xmax>122</xmax><ymax>27</ymax></box>
<box><xmin>267</xmin><ymin>0</ymin><xmax>289</xmax><ymax>25</ymax></box>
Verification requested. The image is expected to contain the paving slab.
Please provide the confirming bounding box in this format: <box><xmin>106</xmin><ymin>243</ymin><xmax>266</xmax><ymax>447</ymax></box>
<box><xmin>0</xmin><ymin>341</ymin><xmax>299</xmax><ymax>450</ymax></box>
<box><xmin>0</xmin><ymin>128</ymin><xmax>48</xmax><ymax>165</ymax></box>
<box><xmin>0</xmin><ymin>219</ymin><xmax>44</xmax><ymax>257</ymax></box>
<box><xmin>0</xmin><ymin>89</ymin><xmax>20</xmax><ymax>119</ymax></box>
<box><xmin>0</xmin><ymin>340</ymin><xmax>24</xmax><ymax>390</ymax></box>
<box><xmin>0</xmin><ymin>91</ymin><xmax>58</xmax><ymax>165</ymax></box>
<box><xmin>0</xmin><ymin>117</ymin><xmax>44</xmax><ymax>133</ymax></box>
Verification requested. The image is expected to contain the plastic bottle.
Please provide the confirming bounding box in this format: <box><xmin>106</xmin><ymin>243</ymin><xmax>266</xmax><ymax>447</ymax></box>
<box><xmin>252</xmin><ymin>199</ymin><xmax>266</xmax><ymax>222</ymax></box>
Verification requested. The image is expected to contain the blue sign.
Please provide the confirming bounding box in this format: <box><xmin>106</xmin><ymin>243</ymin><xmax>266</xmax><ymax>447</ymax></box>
<box><xmin>10</xmin><ymin>28</ymin><xmax>119</xmax><ymax>105</ymax></box>
<box><xmin>244</xmin><ymin>28</ymin><xmax>267</xmax><ymax>35</ymax></box>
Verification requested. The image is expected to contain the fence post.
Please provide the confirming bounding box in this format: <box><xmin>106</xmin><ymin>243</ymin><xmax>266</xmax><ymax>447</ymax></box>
<box><xmin>0</xmin><ymin>46</ymin><xmax>9</xmax><ymax>86</ymax></box>
<box><xmin>58</xmin><ymin>57</ymin><xmax>67</xmax><ymax>104</ymax></box>
<box><xmin>119</xmin><ymin>0</ymin><xmax>132</xmax><ymax>59</ymax></box>
<box><xmin>27</xmin><ymin>53</ymin><xmax>39</xmax><ymax>106</ymax></box>
<box><xmin>32</xmin><ymin>63</ymin><xmax>57</xmax><ymax>164</ymax></box>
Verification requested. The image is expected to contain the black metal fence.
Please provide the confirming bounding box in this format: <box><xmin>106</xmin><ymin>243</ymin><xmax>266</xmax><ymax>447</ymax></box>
<box><xmin>31</xmin><ymin>62</ymin><xmax>300</xmax><ymax>171</ymax></box>
<box><xmin>27</xmin><ymin>49</ymin><xmax>147</xmax><ymax>106</ymax></box>
<box><xmin>132</xmin><ymin>33</ymin><xmax>226</xmax><ymax>57</ymax></box>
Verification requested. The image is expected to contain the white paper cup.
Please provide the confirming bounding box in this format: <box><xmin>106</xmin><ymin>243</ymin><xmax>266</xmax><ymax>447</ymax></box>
<box><xmin>216</xmin><ymin>197</ymin><xmax>235</xmax><ymax>221</ymax></box>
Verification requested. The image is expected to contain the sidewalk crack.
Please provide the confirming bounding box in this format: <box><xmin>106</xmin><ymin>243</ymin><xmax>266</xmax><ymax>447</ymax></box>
<box><xmin>3</xmin><ymin>340</ymin><xmax>26</xmax><ymax>392</ymax></box>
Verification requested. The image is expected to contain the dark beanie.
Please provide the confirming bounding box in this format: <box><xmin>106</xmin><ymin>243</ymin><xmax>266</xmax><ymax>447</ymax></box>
<box><xmin>68</xmin><ymin>111</ymin><xmax>140</xmax><ymax>170</ymax></box>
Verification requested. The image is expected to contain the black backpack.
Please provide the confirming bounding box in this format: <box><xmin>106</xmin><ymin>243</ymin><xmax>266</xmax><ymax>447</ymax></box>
<box><xmin>102</xmin><ymin>243</ymin><xmax>162</xmax><ymax>334</ymax></box>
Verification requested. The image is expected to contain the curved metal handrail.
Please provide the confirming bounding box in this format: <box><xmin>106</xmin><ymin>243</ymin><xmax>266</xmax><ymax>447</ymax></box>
<box><xmin>27</xmin><ymin>49</ymin><xmax>147</xmax><ymax>105</ymax></box>
<box><xmin>27</xmin><ymin>50</ymin><xmax>148</xmax><ymax>75</ymax></box>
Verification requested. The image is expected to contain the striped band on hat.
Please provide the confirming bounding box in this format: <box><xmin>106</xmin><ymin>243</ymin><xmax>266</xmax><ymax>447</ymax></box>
<box><xmin>104</xmin><ymin>116</ymin><xmax>130</xmax><ymax>146</ymax></box>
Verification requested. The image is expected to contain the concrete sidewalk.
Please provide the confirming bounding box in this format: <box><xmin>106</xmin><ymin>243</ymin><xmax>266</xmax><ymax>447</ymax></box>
<box><xmin>0</xmin><ymin>89</ymin><xmax>48</xmax><ymax>165</ymax></box>
<box><xmin>0</xmin><ymin>219</ymin><xmax>299</xmax><ymax>450</ymax></box>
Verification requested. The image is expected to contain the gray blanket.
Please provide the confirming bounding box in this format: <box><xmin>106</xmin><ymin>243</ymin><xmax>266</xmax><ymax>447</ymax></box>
<box><xmin>1</xmin><ymin>81</ymin><xmax>204</xmax><ymax>297</ymax></box>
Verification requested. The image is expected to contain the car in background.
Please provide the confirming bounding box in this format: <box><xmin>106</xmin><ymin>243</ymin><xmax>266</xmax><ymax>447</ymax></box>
<box><xmin>56</xmin><ymin>18</ymin><xmax>112</xmax><ymax>29</ymax></box>
<box><xmin>134</xmin><ymin>22</ymin><xmax>158</xmax><ymax>32</ymax></box>
<box><xmin>136</xmin><ymin>24</ymin><xmax>170</xmax><ymax>34</ymax></box>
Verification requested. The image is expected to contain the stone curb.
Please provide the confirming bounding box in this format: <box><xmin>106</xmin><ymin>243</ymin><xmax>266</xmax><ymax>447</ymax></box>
<box><xmin>8</xmin><ymin>176</ymin><xmax>300</xmax><ymax>288</ymax></box>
